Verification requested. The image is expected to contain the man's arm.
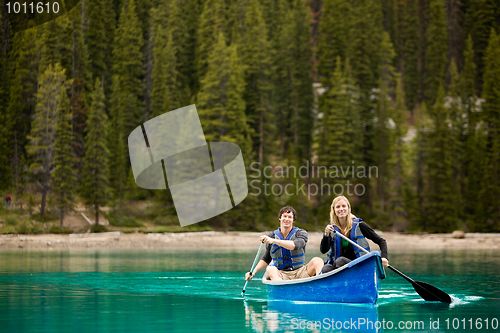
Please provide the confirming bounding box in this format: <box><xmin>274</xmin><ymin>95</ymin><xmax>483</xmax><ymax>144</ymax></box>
<box><xmin>245</xmin><ymin>259</ymin><xmax>269</xmax><ymax>281</ymax></box>
<box><xmin>261</xmin><ymin>229</ymin><xmax>308</xmax><ymax>250</ymax></box>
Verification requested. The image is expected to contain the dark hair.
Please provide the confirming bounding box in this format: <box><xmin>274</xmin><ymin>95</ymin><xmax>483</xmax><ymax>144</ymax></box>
<box><xmin>278</xmin><ymin>206</ymin><xmax>297</xmax><ymax>222</ymax></box>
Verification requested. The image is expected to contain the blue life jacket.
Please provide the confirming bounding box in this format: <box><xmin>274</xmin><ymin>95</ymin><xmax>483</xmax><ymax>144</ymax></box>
<box><xmin>327</xmin><ymin>218</ymin><xmax>370</xmax><ymax>264</ymax></box>
<box><xmin>270</xmin><ymin>227</ymin><xmax>305</xmax><ymax>271</ymax></box>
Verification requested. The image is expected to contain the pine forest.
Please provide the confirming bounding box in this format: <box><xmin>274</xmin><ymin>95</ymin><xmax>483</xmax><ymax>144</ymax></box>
<box><xmin>1</xmin><ymin>0</ymin><xmax>500</xmax><ymax>234</ymax></box>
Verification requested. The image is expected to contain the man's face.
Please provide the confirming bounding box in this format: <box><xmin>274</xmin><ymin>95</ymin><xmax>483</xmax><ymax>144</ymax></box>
<box><xmin>279</xmin><ymin>211</ymin><xmax>294</xmax><ymax>230</ymax></box>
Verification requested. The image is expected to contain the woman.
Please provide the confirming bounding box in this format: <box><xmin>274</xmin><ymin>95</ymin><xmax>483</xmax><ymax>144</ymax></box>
<box><xmin>320</xmin><ymin>196</ymin><xmax>389</xmax><ymax>273</ymax></box>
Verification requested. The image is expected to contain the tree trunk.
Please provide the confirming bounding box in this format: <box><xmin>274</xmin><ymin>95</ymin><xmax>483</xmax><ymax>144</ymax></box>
<box><xmin>95</xmin><ymin>203</ymin><xmax>99</xmax><ymax>226</ymax></box>
<box><xmin>60</xmin><ymin>209</ymin><xmax>64</xmax><ymax>229</ymax></box>
<box><xmin>40</xmin><ymin>190</ymin><xmax>46</xmax><ymax>216</ymax></box>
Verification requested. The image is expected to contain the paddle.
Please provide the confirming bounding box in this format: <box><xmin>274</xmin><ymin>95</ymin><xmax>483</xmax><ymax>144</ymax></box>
<box><xmin>332</xmin><ymin>230</ymin><xmax>452</xmax><ymax>303</ymax></box>
<box><xmin>241</xmin><ymin>242</ymin><xmax>264</xmax><ymax>296</ymax></box>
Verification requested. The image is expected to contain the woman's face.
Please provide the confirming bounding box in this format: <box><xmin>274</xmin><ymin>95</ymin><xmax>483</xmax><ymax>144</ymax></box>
<box><xmin>334</xmin><ymin>198</ymin><xmax>349</xmax><ymax>218</ymax></box>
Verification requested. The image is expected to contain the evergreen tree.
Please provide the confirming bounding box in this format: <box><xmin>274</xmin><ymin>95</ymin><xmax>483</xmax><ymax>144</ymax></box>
<box><xmin>112</xmin><ymin>0</ymin><xmax>144</xmax><ymax>135</ymax></box>
<box><xmin>39</xmin><ymin>19</ymin><xmax>65</xmax><ymax>75</ymax></box>
<box><xmin>280</xmin><ymin>0</ymin><xmax>314</xmax><ymax>163</ymax></box>
<box><xmin>374</xmin><ymin>32</ymin><xmax>396</xmax><ymax>214</ymax></box>
<box><xmin>108</xmin><ymin>75</ymin><xmax>127</xmax><ymax>211</ymax></box>
<box><xmin>316</xmin><ymin>57</ymin><xmax>361</xmax><ymax>220</ymax></box>
<box><xmin>319</xmin><ymin>57</ymin><xmax>361</xmax><ymax>171</ymax></box>
<box><xmin>240</xmin><ymin>0</ymin><xmax>272</xmax><ymax>165</ymax></box>
<box><xmin>86</xmin><ymin>0</ymin><xmax>115</xmax><ymax>87</ymax></box>
<box><xmin>461</xmin><ymin>34</ymin><xmax>483</xmax><ymax>227</ymax></box>
<box><xmin>68</xmin><ymin>6</ymin><xmax>92</xmax><ymax>166</ymax></box>
<box><xmin>347</xmin><ymin>0</ymin><xmax>384</xmax><ymax>209</ymax></box>
<box><xmin>401</xmin><ymin>0</ymin><xmax>419</xmax><ymax>111</ymax></box>
<box><xmin>166</xmin><ymin>0</ymin><xmax>193</xmax><ymax>103</ymax></box>
<box><xmin>424</xmin><ymin>0</ymin><xmax>448</xmax><ymax>107</ymax></box>
<box><xmin>198</xmin><ymin>32</ymin><xmax>251</xmax><ymax>154</ymax></box>
<box><xmin>413</xmin><ymin>102</ymin><xmax>431</xmax><ymax>228</ymax></box>
<box><xmin>0</xmin><ymin>4</ymin><xmax>11</xmax><ymax>189</ymax></box>
<box><xmin>447</xmin><ymin>58</ymin><xmax>465</xmax><ymax>207</ymax></box>
<box><xmin>151</xmin><ymin>28</ymin><xmax>180</xmax><ymax>117</ymax></box>
<box><xmin>6</xmin><ymin>28</ymin><xmax>41</xmax><ymax>190</ymax></box>
<box><xmin>464</xmin><ymin>0</ymin><xmax>498</xmax><ymax>90</ymax></box>
<box><xmin>81</xmin><ymin>78</ymin><xmax>110</xmax><ymax>225</ymax></box>
<box><xmin>480</xmin><ymin>29</ymin><xmax>500</xmax><ymax>231</ymax></box>
<box><xmin>390</xmin><ymin>76</ymin><xmax>409</xmax><ymax>229</ymax></box>
<box><xmin>27</xmin><ymin>64</ymin><xmax>67</xmax><ymax>216</ymax></box>
<box><xmin>52</xmin><ymin>87</ymin><xmax>77</xmax><ymax>229</ymax></box>
<box><xmin>271</xmin><ymin>0</ymin><xmax>292</xmax><ymax>157</ymax></box>
<box><xmin>317</xmin><ymin>0</ymin><xmax>351</xmax><ymax>84</ymax></box>
<box><xmin>423</xmin><ymin>85</ymin><xmax>458</xmax><ymax>232</ymax></box>
<box><xmin>196</xmin><ymin>0</ymin><xmax>226</xmax><ymax>88</ymax></box>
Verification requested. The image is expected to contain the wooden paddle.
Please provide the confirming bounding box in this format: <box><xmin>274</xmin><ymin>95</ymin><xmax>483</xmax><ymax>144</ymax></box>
<box><xmin>241</xmin><ymin>242</ymin><xmax>264</xmax><ymax>296</ymax></box>
<box><xmin>332</xmin><ymin>230</ymin><xmax>452</xmax><ymax>303</ymax></box>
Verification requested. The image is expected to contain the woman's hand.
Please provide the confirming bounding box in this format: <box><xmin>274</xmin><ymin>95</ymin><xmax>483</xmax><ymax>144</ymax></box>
<box><xmin>381</xmin><ymin>258</ymin><xmax>389</xmax><ymax>267</ymax></box>
<box><xmin>245</xmin><ymin>272</ymin><xmax>254</xmax><ymax>281</ymax></box>
<box><xmin>324</xmin><ymin>225</ymin><xmax>334</xmax><ymax>236</ymax></box>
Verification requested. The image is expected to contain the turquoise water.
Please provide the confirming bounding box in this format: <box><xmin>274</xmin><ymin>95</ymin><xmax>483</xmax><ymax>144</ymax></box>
<box><xmin>0</xmin><ymin>249</ymin><xmax>499</xmax><ymax>332</ymax></box>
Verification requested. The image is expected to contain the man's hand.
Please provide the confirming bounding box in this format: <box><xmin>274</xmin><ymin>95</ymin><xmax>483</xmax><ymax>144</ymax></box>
<box><xmin>245</xmin><ymin>272</ymin><xmax>254</xmax><ymax>281</ymax></box>
<box><xmin>260</xmin><ymin>235</ymin><xmax>275</xmax><ymax>245</ymax></box>
<box><xmin>382</xmin><ymin>258</ymin><xmax>389</xmax><ymax>267</ymax></box>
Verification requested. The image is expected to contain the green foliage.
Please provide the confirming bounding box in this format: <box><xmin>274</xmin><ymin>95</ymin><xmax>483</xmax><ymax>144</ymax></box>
<box><xmin>52</xmin><ymin>87</ymin><xmax>77</xmax><ymax>228</ymax></box>
<box><xmin>151</xmin><ymin>28</ymin><xmax>180</xmax><ymax>117</ymax></box>
<box><xmin>31</xmin><ymin>213</ymin><xmax>58</xmax><ymax>222</ymax></box>
<box><xmin>401</xmin><ymin>0</ymin><xmax>419</xmax><ymax>110</ymax></box>
<box><xmin>422</xmin><ymin>85</ymin><xmax>459</xmax><ymax>232</ymax></box>
<box><xmin>27</xmin><ymin>195</ymin><xmax>35</xmax><ymax>216</ymax></box>
<box><xmin>198</xmin><ymin>32</ymin><xmax>251</xmax><ymax>154</ymax></box>
<box><xmin>6</xmin><ymin>28</ymin><xmax>41</xmax><ymax>191</ymax></box>
<box><xmin>479</xmin><ymin>29</ymin><xmax>500</xmax><ymax>231</ymax></box>
<box><xmin>196</xmin><ymin>0</ymin><xmax>227</xmax><ymax>87</ymax></box>
<box><xmin>81</xmin><ymin>78</ymin><xmax>110</xmax><ymax>226</ymax></box>
<box><xmin>317</xmin><ymin>0</ymin><xmax>351</xmax><ymax>84</ymax></box>
<box><xmin>87</xmin><ymin>0</ymin><xmax>116</xmax><ymax>83</ymax></box>
<box><xmin>90</xmin><ymin>225</ymin><xmax>109</xmax><ymax>233</ymax></box>
<box><xmin>2</xmin><ymin>0</ymin><xmax>500</xmax><ymax>234</ymax></box>
<box><xmin>464</xmin><ymin>0</ymin><xmax>498</xmax><ymax>90</ymax></box>
<box><xmin>166</xmin><ymin>0</ymin><xmax>193</xmax><ymax>103</ymax></box>
<box><xmin>273</xmin><ymin>0</ymin><xmax>314</xmax><ymax>163</ymax></box>
<box><xmin>27</xmin><ymin>63</ymin><xmax>68</xmax><ymax>216</ymax></box>
<box><xmin>424</xmin><ymin>0</ymin><xmax>448</xmax><ymax>107</ymax></box>
<box><xmin>16</xmin><ymin>222</ymin><xmax>41</xmax><ymax>234</ymax></box>
<box><xmin>106</xmin><ymin>211</ymin><xmax>143</xmax><ymax>227</ymax></box>
<box><xmin>48</xmin><ymin>225</ymin><xmax>72</xmax><ymax>234</ymax></box>
<box><xmin>112</xmin><ymin>0</ymin><xmax>144</xmax><ymax>135</ymax></box>
<box><xmin>373</xmin><ymin>32</ymin><xmax>396</xmax><ymax>217</ymax></box>
<box><xmin>108</xmin><ymin>75</ymin><xmax>127</xmax><ymax>208</ymax></box>
<box><xmin>5</xmin><ymin>216</ymin><xmax>20</xmax><ymax>226</ymax></box>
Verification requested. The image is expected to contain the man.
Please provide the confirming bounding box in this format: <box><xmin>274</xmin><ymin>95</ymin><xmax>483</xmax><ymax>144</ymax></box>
<box><xmin>245</xmin><ymin>206</ymin><xmax>323</xmax><ymax>281</ymax></box>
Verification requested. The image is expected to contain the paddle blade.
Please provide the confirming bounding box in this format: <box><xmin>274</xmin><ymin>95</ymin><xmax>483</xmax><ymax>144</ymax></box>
<box><xmin>412</xmin><ymin>280</ymin><xmax>452</xmax><ymax>303</ymax></box>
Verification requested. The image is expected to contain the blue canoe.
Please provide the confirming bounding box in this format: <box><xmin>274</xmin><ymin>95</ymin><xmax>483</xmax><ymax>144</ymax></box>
<box><xmin>262</xmin><ymin>251</ymin><xmax>386</xmax><ymax>304</ymax></box>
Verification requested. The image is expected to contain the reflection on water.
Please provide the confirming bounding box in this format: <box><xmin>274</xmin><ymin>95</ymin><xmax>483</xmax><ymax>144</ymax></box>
<box><xmin>245</xmin><ymin>301</ymin><xmax>379</xmax><ymax>333</ymax></box>
<box><xmin>0</xmin><ymin>249</ymin><xmax>499</xmax><ymax>332</ymax></box>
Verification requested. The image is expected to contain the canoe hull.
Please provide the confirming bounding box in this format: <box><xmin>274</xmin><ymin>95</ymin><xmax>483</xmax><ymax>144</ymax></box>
<box><xmin>263</xmin><ymin>251</ymin><xmax>385</xmax><ymax>304</ymax></box>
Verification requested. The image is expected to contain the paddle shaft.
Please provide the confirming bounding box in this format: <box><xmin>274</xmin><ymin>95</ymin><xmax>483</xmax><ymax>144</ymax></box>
<box><xmin>242</xmin><ymin>242</ymin><xmax>264</xmax><ymax>295</ymax></box>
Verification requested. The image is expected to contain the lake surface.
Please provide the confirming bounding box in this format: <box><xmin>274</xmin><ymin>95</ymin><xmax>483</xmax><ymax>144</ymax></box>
<box><xmin>0</xmin><ymin>248</ymin><xmax>498</xmax><ymax>332</ymax></box>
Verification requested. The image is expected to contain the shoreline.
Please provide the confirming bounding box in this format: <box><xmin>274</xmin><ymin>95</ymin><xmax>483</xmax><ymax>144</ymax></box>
<box><xmin>1</xmin><ymin>231</ymin><xmax>500</xmax><ymax>250</ymax></box>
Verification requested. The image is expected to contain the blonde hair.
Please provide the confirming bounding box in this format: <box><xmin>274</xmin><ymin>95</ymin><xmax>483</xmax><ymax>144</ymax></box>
<box><xmin>330</xmin><ymin>196</ymin><xmax>354</xmax><ymax>236</ymax></box>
